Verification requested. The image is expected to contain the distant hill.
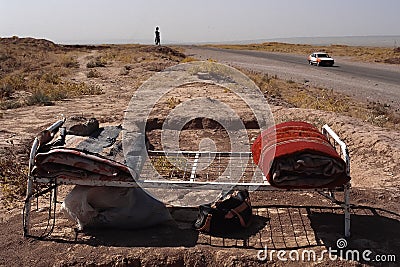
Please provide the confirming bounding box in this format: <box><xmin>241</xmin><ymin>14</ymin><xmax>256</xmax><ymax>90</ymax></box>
<box><xmin>0</xmin><ymin>36</ymin><xmax>60</xmax><ymax>49</ymax></box>
<box><xmin>231</xmin><ymin>35</ymin><xmax>400</xmax><ymax>48</ymax></box>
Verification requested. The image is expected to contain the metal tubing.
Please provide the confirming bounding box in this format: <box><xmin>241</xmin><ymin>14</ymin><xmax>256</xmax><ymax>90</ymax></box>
<box><xmin>24</xmin><ymin>119</ymin><xmax>65</xmax><ymax>237</ymax></box>
<box><xmin>34</xmin><ymin>177</ymin><xmax>347</xmax><ymax>194</ymax></box>
<box><xmin>190</xmin><ymin>152</ymin><xmax>200</xmax><ymax>182</ymax></box>
<box><xmin>322</xmin><ymin>124</ymin><xmax>351</xmax><ymax>237</ymax></box>
<box><xmin>322</xmin><ymin>124</ymin><xmax>350</xmax><ymax>176</ymax></box>
<box><xmin>46</xmin><ymin>119</ymin><xmax>65</xmax><ymax>133</ymax></box>
<box><xmin>344</xmin><ymin>183</ymin><xmax>351</xmax><ymax>237</ymax></box>
<box><xmin>23</xmin><ymin>177</ymin><xmax>33</xmax><ymax>237</ymax></box>
<box><xmin>24</xmin><ymin>137</ymin><xmax>39</xmax><ymax>237</ymax></box>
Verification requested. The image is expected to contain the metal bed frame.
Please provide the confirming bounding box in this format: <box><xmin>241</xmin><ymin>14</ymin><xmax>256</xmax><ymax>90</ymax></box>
<box><xmin>23</xmin><ymin>120</ymin><xmax>351</xmax><ymax>238</ymax></box>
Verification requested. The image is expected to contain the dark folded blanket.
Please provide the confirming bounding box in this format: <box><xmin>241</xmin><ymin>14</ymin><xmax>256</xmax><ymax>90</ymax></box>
<box><xmin>33</xmin><ymin>148</ymin><xmax>134</xmax><ymax>181</ymax></box>
<box><xmin>251</xmin><ymin>121</ymin><xmax>350</xmax><ymax>189</ymax></box>
<box><xmin>33</xmin><ymin>124</ymin><xmax>135</xmax><ymax>181</ymax></box>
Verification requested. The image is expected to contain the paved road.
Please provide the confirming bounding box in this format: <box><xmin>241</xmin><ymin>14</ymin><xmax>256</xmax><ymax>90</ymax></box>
<box><xmin>183</xmin><ymin>46</ymin><xmax>400</xmax><ymax>110</ymax></box>
<box><xmin>213</xmin><ymin>48</ymin><xmax>400</xmax><ymax>84</ymax></box>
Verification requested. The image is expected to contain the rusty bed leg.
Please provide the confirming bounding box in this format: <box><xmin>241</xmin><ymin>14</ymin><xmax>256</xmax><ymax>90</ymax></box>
<box><xmin>344</xmin><ymin>183</ymin><xmax>351</xmax><ymax>238</ymax></box>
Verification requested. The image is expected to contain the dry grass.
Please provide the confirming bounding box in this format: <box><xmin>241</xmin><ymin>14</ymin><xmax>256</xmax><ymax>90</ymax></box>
<box><xmin>0</xmin><ymin>145</ymin><xmax>28</xmax><ymax>206</ymax></box>
<box><xmin>166</xmin><ymin>96</ymin><xmax>181</xmax><ymax>109</ymax></box>
<box><xmin>87</xmin><ymin>69</ymin><xmax>101</xmax><ymax>78</ymax></box>
<box><xmin>101</xmin><ymin>44</ymin><xmax>186</xmax><ymax>65</ymax></box>
<box><xmin>150</xmin><ymin>155</ymin><xmax>187</xmax><ymax>179</ymax></box>
<box><xmin>0</xmin><ymin>38</ymin><xmax>104</xmax><ymax>109</ymax></box>
<box><xmin>0</xmin><ymin>72</ymin><xmax>103</xmax><ymax>109</ymax></box>
<box><xmin>86</xmin><ymin>56</ymin><xmax>107</xmax><ymax>68</ymax></box>
<box><xmin>181</xmin><ymin>57</ymin><xmax>198</xmax><ymax>63</ymax></box>
<box><xmin>102</xmin><ymin>45</ymin><xmax>148</xmax><ymax>64</ymax></box>
<box><xmin>243</xmin><ymin>69</ymin><xmax>400</xmax><ymax>129</ymax></box>
<box><xmin>208</xmin><ymin>42</ymin><xmax>400</xmax><ymax>64</ymax></box>
<box><xmin>60</xmin><ymin>55</ymin><xmax>80</xmax><ymax>68</ymax></box>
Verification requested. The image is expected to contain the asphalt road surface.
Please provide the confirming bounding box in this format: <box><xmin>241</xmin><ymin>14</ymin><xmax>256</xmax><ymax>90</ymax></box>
<box><xmin>183</xmin><ymin>46</ymin><xmax>400</xmax><ymax>110</ymax></box>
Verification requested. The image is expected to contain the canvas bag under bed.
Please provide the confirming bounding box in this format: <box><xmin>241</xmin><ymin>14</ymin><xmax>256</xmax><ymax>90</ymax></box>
<box><xmin>193</xmin><ymin>190</ymin><xmax>252</xmax><ymax>234</ymax></box>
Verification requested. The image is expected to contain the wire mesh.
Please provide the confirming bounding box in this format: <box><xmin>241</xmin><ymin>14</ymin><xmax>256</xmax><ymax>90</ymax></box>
<box><xmin>141</xmin><ymin>151</ymin><xmax>266</xmax><ymax>185</ymax></box>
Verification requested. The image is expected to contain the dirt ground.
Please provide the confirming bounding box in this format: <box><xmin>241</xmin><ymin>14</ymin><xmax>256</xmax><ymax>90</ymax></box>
<box><xmin>0</xmin><ymin>40</ymin><xmax>399</xmax><ymax>266</ymax></box>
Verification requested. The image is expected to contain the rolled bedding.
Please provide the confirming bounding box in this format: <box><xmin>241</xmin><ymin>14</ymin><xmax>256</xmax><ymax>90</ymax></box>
<box><xmin>32</xmin><ymin>125</ymin><xmax>135</xmax><ymax>181</ymax></box>
<box><xmin>251</xmin><ymin>121</ymin><xmax>350</xmax><ymax>189</ymax></box>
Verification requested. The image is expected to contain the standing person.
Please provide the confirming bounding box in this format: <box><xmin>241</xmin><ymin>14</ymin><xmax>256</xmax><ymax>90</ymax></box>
<box><xmin>155</xmin><ymin>26</ymin><xmax>160</xmax><ymax>45</ymax></box>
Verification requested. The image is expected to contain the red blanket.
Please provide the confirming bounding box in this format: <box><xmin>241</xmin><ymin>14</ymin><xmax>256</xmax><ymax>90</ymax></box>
<box><xmin>251</xmin><ymin>121</ymin><xmax>350</xmax><ymax>189</ymax></box>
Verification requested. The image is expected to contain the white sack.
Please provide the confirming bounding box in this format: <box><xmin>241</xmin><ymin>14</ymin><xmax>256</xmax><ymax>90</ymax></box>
<box><xmin>61</xmin><ymin>185</ymin><xmax>172</xmax><ymax>230</ymax></box>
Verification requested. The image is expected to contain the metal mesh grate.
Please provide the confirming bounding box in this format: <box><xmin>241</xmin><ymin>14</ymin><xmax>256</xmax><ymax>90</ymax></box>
<box><xmin>140</xmin><ymin>150</ymin><xmax>267</xmax><ymax>185</ymax></box>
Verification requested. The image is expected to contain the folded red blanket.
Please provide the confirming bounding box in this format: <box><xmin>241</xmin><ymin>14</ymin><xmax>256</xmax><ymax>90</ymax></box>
<box><xmin>251</xmin><ymin>121</ymin><xmax>350</xmax><ymax>189</ymax></box>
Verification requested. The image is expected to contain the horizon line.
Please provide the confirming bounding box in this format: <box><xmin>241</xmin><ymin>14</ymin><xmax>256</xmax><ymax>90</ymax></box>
<box><xmin>2</xmin><ymin>34</ymin><xmax>400</xmax><ymax>47</ymax></box>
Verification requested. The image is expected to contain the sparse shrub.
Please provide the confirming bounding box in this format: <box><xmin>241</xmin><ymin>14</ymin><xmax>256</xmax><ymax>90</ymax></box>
<box><xmin>0</xmin><ymin>75</ymin><xmax>26</xmax><ymax>99</ymax></box>
<box><xmin>0</xmin><ymin>53</ymin><xmax>12</xmax><ymax>61</ymax></box>
<box><xmin>0</xmin><ymin>99</ymin><xmax>24</xmax><ymax>110</ymax></box>
<box><xmin>363</xmin><ymin>101</ymin><xmax>400</xmax><ymax>126</ymax></box>
<box><xmin>181</xmin><ymin>57</ymin><xmax>197</xmax><ymax>63</ymax></box>
<box><xmin>25</xmin><ymin>80</ymin><xmax>102</xmax><ymax>107</ymax></box>
<box><xmin>119</xmin><ymin>68</ymin><xmax>129</xmax><ymax>76</ymax></box>
<box><xmin>65</xmin><ymin>82</ymin><xmax>103</xmax><ymax>96</ymax></box>
<box><xmin>40</xmin><ymin>72</ymin><xmax>61</xmax><ymax>84</ymax></box>
<box><xmin>87</xmin><ymin>69</ymin><xmax>101</xmax><ymax>78</ymax></box>
<box><xmin>383</xmin><ymin>57</ymin><xmax>400</xmax><ymax>64</ymax></box>
<box><xmin>0</xmin><ymin>146</ymin><xmax>28</xmax><ymax>205</ymax></box>
<box><xmin>288</xmin><ymin>88</ymin><xmax>350</xmax><ymax>113</ymax></box>
<box><xmin>27</xmin><ymin>89</ymin><xmax>54</xmax><ymax>106</ymax></box>
<box><xmin>61</xmin><ymin>56</ymin><xmax>79</xmax><ymax>68</ymax></box>
<box><xmin>150</xmin><ymin>155</ymin><xmax>186</xmax><ymax>179</ymax></box>
<box><xmin>0</xmin><ymin>84</ymin><xmax>15</xmax><ymax>99</ymax></box>
<box><xmin>262</xmin><ymin>73</ymin><xmax>271</xmax><ymax>84</ymax></box>
<box><xmin>87</xmin><ymin>56</ymin><xmax>107</xmax><ymax>68</ymax></box>
<box><xmin>166</xmin><ymin>97</ymin><xmax>181</xmax><ymax>109</ymax></box>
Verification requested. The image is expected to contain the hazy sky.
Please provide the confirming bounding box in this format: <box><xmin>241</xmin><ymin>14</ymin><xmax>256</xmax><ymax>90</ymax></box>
<box><xmin>1</xmin><ymin>0</ymin><xmax>399</xmax><ymax>44</ymax></box>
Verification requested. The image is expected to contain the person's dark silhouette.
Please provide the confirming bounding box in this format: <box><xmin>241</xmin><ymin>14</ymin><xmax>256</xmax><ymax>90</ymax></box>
<box><xmin>155</xmin><ymin>27</ymin><xmax>160</xmax><ymax>45</ymax></box>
